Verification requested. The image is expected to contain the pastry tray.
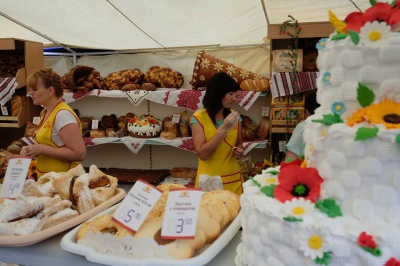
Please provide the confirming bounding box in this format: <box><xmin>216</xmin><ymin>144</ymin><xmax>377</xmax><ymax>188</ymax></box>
<box><xmin>0</xmin><ymin>188</ymin><xmax>126</xmax><ymax>247</ymax></box>
<box><xmin>61</xmin><ymin>204</ymin><xmax>242</xmax><ymax>266</ymax></box>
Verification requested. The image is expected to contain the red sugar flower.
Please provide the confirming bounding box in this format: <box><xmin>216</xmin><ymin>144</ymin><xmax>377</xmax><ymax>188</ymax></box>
<box><xmin>280</xmin><ymin>158</ymin><xmax>302</xmax><ymax>170</ymax></box>
<box><xmin>345</xmin><ymin>2</ymin><xmax>400</xmax><ymax>32</ymax></box>
<box><xmin>358</xmin><ymin>232</ymin><xmax>377</xmax><ymax>249</ymax></box>
<box><xmin>385</xmin><ymin>258</ymin><xmax>400</xmax><ymax>266</ymax></box>
<box><xmin>273</xmin><ymin>165</ymin><xmax>323</xmax><ymax>203</ymax></box>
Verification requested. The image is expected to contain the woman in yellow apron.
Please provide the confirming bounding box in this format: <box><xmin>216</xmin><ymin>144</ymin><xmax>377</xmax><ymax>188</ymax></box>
<box><xmin>20</xmin><ymin>68</ymin><xmax>86</xmax><ymax>177</ymax></box>
<box><xmin>191</xmin><ymin>72</ymin><xmax>244</xmax><ymax>195</ymax></box>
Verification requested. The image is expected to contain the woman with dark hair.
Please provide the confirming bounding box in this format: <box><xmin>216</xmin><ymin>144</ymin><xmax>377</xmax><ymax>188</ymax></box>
<box><xmin>20</xmin><ymin>68</ymin><xmax>86</xmax><ymax>177</ymax></box>
<box><xmin>190</xmin><ymin>72</ymin><xmax>244</xmax><ymax>195</ymax></box>
<box><xmin>284</xmin><ymin>90</ymin><xmax>320</xmax><ymax>161</ymax></box>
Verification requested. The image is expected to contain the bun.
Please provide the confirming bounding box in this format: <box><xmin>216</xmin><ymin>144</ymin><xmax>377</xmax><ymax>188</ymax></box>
<box><xmin>240</xmin><ymin>78</ymin><xmax>270</xmax><ymax>92</ymax></box>
<box><xmin>121</xmin><ymin>83</ymin><xmax>140</xmax><ymax>91</ymax></box>
<box><xmin>90</xmin><ymin>129</ymin><xmax>105</xmax><ymax>138</ymax></box>
<box><xmin>160</xmin><ymin>131</ymin><xmax>176</xmax><ymax>140</ymax></box>
<box><xmin>141</xmin><ymin>82</ymin><xmax>157</xmax><ymax>91</ymax></box>
<box><xmin>170</xmin><ymin>167</ymin><xmax>197</xmax><ymax>179</ymax></box>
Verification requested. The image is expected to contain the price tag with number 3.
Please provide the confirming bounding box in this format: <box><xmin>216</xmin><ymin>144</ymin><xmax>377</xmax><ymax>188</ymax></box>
<box><xmin>161</xmin><ymin>188</ymin><xmax>203</xmax><ymax>239</ymax></box>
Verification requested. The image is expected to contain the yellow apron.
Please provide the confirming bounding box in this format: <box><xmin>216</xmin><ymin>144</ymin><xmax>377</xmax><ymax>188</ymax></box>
<box><xmin>193</xmin><ymin>109</ymin><xmax>243</xmax><ymax>195</ymax></box>
<box><xmin>34</xmin><ymin>102</ymin><xmax>82</xmax><ymax>177</ymax></box>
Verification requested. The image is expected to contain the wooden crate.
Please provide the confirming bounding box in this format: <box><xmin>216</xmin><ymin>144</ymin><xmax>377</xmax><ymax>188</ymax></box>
<box><xmin>0</xmin><ymin>38</ymin><xmax>43</xmax><ymax>128</ymax></box>
<box><xmin>0</xmin><ymin>38</ymin><xmax>44</xmax><ymax>89</ymax></box>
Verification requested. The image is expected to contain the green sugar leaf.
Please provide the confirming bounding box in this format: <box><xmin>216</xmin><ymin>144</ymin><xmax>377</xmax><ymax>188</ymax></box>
<box><xmin>361</xmin><ymin>246</ymin><xmax>382</xmax><ymax>257</ymax></box>
<box><xmin>370</xmin><ymin>0</ymin><xmax>377</xmax><ymax>6</ymax></box>
<box><xmin>331</xmin><ymin>33</ymin><xmax>348</xmax><ymax>41</ymax></box>
<box><xmin>283</xmin><ymin>216</ymin><xmax>303</xmax><ymax>222</ymax></box>
<box><xmin>357</xmin><ymin>83</ymin><xmax>375</xmax><ymax>107</ymax></box>
<box><xmin>315</xmin><ymin>251</ymin><xmax>333</xmax><ymax>266</ymax></box>
<box><xmin>355</xmin><ymin>127</ymin><xmax>379</xmax><ymax>141</ymax></box>
<box><xmin>250</xmin><ymin>177</ymin><xmax>262</xmax><ymax>188</ymax></box>
<box><xmin>261</xmin><ymin>184</ymin><xmax>276</xmax><ymax>198</ymax></box>
<box><xmin>348</xmin><ymin>30</ymin><xmax>360</xmax><ymax>45</ymax></box>
<box><xmin>396</xmin><ymin>134</ymin><xmax>400</xmax><ymax>144</ymax></box>
<box><xmin>266</xmin><ymin>170</ymin><xmax>280</xmax><ymax>175</ymax></box>
<box><xmin>315</xmin><ymin>198</ymin><xmax>343</xmax><ymax>218</ymax></box>
<box><xmin>312</xmin><ymin>114</ymin><xmax>343</xmax><ymax>125</ymax></box>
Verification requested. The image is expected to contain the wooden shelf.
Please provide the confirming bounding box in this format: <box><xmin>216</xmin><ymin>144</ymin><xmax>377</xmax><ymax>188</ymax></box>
<box><xmin>268</xmin><ymin>22</ymin><xmax>334</xmax><ymax>39</ymax></box>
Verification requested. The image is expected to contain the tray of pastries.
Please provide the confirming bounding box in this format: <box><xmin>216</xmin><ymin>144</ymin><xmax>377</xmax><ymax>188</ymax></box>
<box><xmin>61</xmin><ymin>184</ymin><xmax>241</xmax><ymax>266</ymax></box>
<box><xmin>0</xmin><ymin>164</ymin><xmax>126</xmax><ymax>247</ymax></box>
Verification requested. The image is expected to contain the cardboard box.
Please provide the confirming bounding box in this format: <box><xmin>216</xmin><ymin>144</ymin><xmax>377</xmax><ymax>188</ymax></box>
<box><xmin>272</xmin><ymin>49</ymin><xmax>303</xmax><ymax>73</ymax></box>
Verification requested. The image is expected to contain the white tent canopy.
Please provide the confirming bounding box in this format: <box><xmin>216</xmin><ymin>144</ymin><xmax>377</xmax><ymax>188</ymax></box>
<box><xmin>0</xmin><ymin>0</ymin><xmax>371</xmax><ymax>52</ymax></box>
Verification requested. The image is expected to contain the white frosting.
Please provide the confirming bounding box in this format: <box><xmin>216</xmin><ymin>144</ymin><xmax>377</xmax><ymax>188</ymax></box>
<box><xmin>316</xmin><ymin>33</ymin><xmax>400</xmax><ymax>119</ymax></box>
<box><xmin>239</xmin><ymin>172</ymin><xmax>400</xmax><ymax>266</ymax></box>
<box><xmin>304</xmin><ymin>121</ymin><xmax>400</xmax><ymax>222</ymax></box>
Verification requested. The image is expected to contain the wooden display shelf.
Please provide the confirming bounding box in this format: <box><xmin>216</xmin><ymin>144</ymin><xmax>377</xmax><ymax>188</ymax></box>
<box><xmin>0</xmin><ymin>97</ymin><xmax>42</xmax><ymax>128</ymax></box>
<box><xmin>0</xmin><ymin>105</ymin><xmax>28</xmax><ymax>128</ymax></box>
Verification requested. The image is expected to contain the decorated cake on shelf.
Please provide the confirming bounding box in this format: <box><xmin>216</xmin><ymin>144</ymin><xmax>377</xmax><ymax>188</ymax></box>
<box><xmin>127</xmin><ymin>114</ymin><xmax>162</xmax><ymax>138</ymax></box>
<box><xmin>238</xmin><ymin>2</ymin><xmax>400</xmax><ymax>266</ymax></box>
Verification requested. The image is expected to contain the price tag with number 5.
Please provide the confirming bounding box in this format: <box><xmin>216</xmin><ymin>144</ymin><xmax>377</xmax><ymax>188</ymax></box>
<box><xmin>112</xmin><ymin>179</ymin><xmax>162</xmax><ymax>233</ymax></box>
<box><xmin>161</xmin><ymin>188</ymin><xmax>203</xmax><ymax>239</ymax></box>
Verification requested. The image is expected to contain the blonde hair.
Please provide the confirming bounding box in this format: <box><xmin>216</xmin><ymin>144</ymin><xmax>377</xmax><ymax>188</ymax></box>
<box><xmin>27</xmin><ymin>67</ymin><xmax>63</xmax><ymax>98</ymax></box>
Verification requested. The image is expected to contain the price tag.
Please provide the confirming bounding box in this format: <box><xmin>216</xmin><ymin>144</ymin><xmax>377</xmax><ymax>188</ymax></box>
<box><xmin>113</xmin><ymin>179</ymin><xmax>162</xmax><ymax>232</ymax></box>
<box><xmin>161</xmin><ymin>188</ymin><xmax>203</xmax><ymax>239</ymax></box>
<box><xmin>91</xmin><ymin>119</ymin><xmax>99</xmax><ymax>129</ymax></box>
<box><xmin>278</xmin><ymin>140</ymin><xmax>287</xmax><ymax>152</ymax></box>
<box><xmin>171</xmin><ymin>113</ymin><xmax>180</xmax><ymax>124</ymax></box>
<box><xmin>32</xmin><ymin>116</ymin><xmax>41</xmax><ymax>125</ymax></box>
<box><xmin>0</xmin><ymin>157</ymin><xmax>32</xmax><ymax>198</ymax></box>
<box><xmin>261</xmin><ymin>106</ymin><xmax>270</xmax><ymax>117</ymax></box>
<box><xmin>1</xmin><ymin>106</ymin><xmax>8</xmax><ymax>116</ymax></box>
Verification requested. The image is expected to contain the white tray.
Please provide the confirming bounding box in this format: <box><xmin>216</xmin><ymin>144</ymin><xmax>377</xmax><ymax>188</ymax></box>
<box><xmin>61</xmin><ymin>204</ymin><xmax>242</xmax><ymax>266</ymax></box>
<box><xmin>0</xmin><ymin>188</ymin><xmax>126</xmax><ymax>247</ymax></box>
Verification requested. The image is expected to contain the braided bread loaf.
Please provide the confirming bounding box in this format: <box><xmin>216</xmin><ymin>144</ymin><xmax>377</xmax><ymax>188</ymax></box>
<box><xmin>101</xmin><ymin>69</ymin><xmax>144</xmax><ymax>90</ymax></box>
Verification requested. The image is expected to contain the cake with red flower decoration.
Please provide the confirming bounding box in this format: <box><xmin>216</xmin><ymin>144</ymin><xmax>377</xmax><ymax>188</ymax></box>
<box><xmin>238</xmin><ymin>2</ymin><xmax>400</xmax><ymax>266</ymax></box>
<box><xmin>127</xmin><ymin>114</ymin><xmax>162</xmax><ymax>138</ymax></box>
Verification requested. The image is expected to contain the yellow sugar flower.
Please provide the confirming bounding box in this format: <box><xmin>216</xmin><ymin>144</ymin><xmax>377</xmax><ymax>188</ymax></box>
<box><xmin>346</xmin><ymin>109</ymin><xmax>366</xmax><ymax>127</ymax></box>
<box><xmin>364</xmin><ymin>99</ymin><xmax>400</xmax><ymax>129</ymax></box>
<box><xmin>329</xmin><ymin>10</ymin><xmax>347</xmax><ymax>34</ymax></box>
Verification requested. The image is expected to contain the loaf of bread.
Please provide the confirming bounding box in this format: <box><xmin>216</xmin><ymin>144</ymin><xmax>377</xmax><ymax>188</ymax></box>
<box><xmin>101</xmin><ymin>69</ymin><xmax>144</xmax><ymax>90</ymax></box>
<box><xmin>11</xmin><ymin>95</ymin><xmax>26</xmax><ymax>117</ymax></box>
<box><xmin>61</xmin><ymin>65</ymin><xmax>102</xmax><ymax>92</ymax></box>
<box><xmin>144</xmin><ymin>66</ymin><xmax>184</xmax><ymax>88</ymax></box>
<box><xmin>240</xmin><ymin>78</ymin><xmax>270</xmax><ymax>92</ymax></box>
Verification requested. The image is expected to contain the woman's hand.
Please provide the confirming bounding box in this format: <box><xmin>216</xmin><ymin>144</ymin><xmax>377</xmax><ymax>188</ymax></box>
<box><xmin>232</xmin><ymin>146</ymin><xmax>244</xmax><ymax>160</ymax></box>
<box><xmin>20</xmin><ymin>144</ymin><xmax>43</xmax><ymax>158</ymax></box>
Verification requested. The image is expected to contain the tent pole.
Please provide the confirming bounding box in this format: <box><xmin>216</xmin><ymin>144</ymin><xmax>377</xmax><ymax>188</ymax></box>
<box><xmin>0</xmin><ymin>11</ymin><xmax>77</xmax><ymax>57</ymax></box>
<box><xmin>43</xmin><ymin>43</ymin><xmax>269</xmax><ymax>57</ymax></box>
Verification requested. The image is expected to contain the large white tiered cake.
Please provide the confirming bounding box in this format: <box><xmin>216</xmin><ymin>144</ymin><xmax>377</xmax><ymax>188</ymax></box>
<box><xmin>238</xmin><ymin>2</ymin><xmax>400</xmax><ymax>266</ymax></box>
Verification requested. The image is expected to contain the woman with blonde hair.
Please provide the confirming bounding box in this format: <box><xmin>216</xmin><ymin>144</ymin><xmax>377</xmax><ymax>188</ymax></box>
<box><xmin>20</xmin><ymin>67</ymin><xmax>86</xmax><ymax>177</ymax></box>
